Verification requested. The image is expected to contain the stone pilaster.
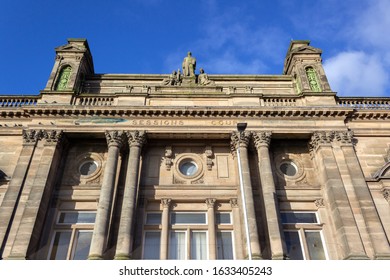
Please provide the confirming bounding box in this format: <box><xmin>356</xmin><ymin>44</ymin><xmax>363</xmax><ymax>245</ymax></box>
<box><xmin>160</xmin><ymin>198</ymin><xmax>171</xmax><ymax>260</ymax></box>
<box><xmin>206</xmin><ymin>198</ymin><xmax>216</xmax><ymax>260</ymax></box>
<box><xmin>115</xmin><ymin>131</ymin><xmax>146</xmax><ymax>260</ymax></box>
<box><xmin>252</xmin><ymin>131</ymin><xmax>285</xmax><ymax>260</ymax></box>
<box><xmin>309</xmin><ymin>131</ymin><xmax>368</xmax><ymax>260</ymax></box>
<box><xmin>231</xmin><ymin>131</ymin><xmax>261</xmax><ymax>259</ymax></box>
<box><xmin>89</xmin><ymin>130</ymin><xmax>125</xmax><ymax>260</ymax></box>
<box><xmin>230</xmin><ymin>198</ymin><xmax>244</xmax><ymax>259</ymax></box>
<box><xmin>0</xmin><ymin>130</ymin><xmax>42</xmax><ymax>258</ymax></box>
<box><xmin>7</xmin><ymin>130</ymin><xmax>65</xmax><ymax>259</ymax></box>
<box><xmin>334</xmin><ymin>131</ymin><xmax>390</xmax><ymax>259</ymax></box>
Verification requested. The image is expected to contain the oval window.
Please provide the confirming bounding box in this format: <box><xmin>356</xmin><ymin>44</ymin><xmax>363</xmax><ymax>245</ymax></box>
<box><xmin>280</xmin><ymin>161</ymin><xmax>298</xmax><ymax>177</ymax></box>
<box><xmin>79</xmin><ymin>161</ymin><xmax>98</xmax><ymax>176</ymax></box>
<box><xmin>179</xmin><ymin>160</ymin><xmax>198</xmax><ymax>176</ymax></box>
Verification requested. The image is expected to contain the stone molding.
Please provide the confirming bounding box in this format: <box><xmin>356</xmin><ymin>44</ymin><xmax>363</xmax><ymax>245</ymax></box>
<box><xmin>105</xmin><ymin>130</ymin><xmax>125</xmax><ymax>148</ymax></box>
<box><xmin>252</xmin><ymin>131</ymin><xmax>272</xmax><ymax>149</ymax></box>
<box><xmin>126</xmin><ymin>130</ymin><xmax>146</xmax><ymax>148</ymax></box>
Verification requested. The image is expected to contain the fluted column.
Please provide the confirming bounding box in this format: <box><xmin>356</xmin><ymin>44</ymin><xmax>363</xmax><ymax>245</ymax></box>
<box><xmin>89</xmin><ymin>131</ymin><xmax>125</xmax><ymax>260</ymax></box>
<box><xmin>0</xmin><ymin>130</ymin><xmax>41</xmax><ymax>258</ymax></box>
<box><xmin>309</xmin><ymin>131</ymin><xmax>368</xmax><ymax>259</ymax></box>
<box><xmin>253</xmin><ymin>131</ymin><xmax>285</xmax><ymax>260</ymax></box>
<box><xmin>206</xmin><ymin>198</ymin><xmax>216</xmax><ymax>260</ymax></box>
<box><xmin>334</xmin><ymin>131</ymin><xmax>390</xmax><ymax>259</ymax></box>
<box><xmin>8</xmin><ymin>130</ymin><xmax>65</xmax><ymax>259</ymax></box>
<box><xmin>115</xmin><ymin>131</ymin><xmax>146</xmax><ymax>260</ymax></box>
<box><xmin>231</xmin><ymin>131</ymin><xmax>261</xmax><ymax>259</ymax></box>
<box><xmin>160</xmin><ymin>198</ymin><xmax>171</xmax><ymax>260</ymax></box>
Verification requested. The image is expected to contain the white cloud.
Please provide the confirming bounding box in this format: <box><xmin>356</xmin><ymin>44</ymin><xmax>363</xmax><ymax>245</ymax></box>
<box><xmin>324</xmin><ymin>51</ymin><xmax>389</xmax><ymax>96</ymax></box>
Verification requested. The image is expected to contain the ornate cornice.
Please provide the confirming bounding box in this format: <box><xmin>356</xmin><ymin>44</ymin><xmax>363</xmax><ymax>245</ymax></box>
<box><xmin>252</xmin><ymin>131</ymin><xmax>272</xmax><ymax>149</ymax></box>
<box><xmin>126</xmin><ymin>130</ymin><xmax>146</xmax><ymax>148</ymax></box>
<box><xmin>105</xmin><ymin>130</ymin><xmax>125</xmax><ymax>148</ymax></box>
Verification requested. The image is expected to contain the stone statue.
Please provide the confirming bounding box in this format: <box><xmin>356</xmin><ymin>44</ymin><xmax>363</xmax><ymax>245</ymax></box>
<box><xmin>198</xmin><ymin>68</ymin><xmax>214</xmax><ymax>85</ymax></box>
<box><xmin>182</xmin><ymin>52</ymin><xmax>196</xmax><ymax>77</ymax></box>
<box><xmin>162</xmin><ymin>70</ymin><xmax>181</xmax><ymax>85</ymax></box>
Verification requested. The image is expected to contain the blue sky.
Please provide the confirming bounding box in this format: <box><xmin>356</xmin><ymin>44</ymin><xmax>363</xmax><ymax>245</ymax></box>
<box><xmin>1</xmin><ymin>0</ymin><xmax>389</xmax><ymax>97</ymax></box>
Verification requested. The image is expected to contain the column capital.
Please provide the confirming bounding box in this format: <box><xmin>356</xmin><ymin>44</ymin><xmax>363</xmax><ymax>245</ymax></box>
<box><xmin>161</xmin><ymin>198</ymin><xmax>172</xmax><ymax>208</ymax></box>
<box><xmin>230</xmin><ymin>198</ymin><xmax>239</xmax><ymax>208</ymax></box>
<box><xmin>205</xmin><ymin>198</ymin><xmax>216</xmax><ymax>208</ymax></box>
<box><xmin>230</xmin><ymin>131</ymin><xmax>251</xmax><ymax>151</ymax></box>
<box><xmin>252</xmin><ymin>131</ymin><xmax>272</xmax><ymax>149</ymax></box>
<box><xmin>315</xmin><ymin>198</ymin><xmax>325</xmax><ymax>208</ymax></box>
<box><xmin>22</xmin><ymin>129</ymin><xmax>42</xmax><ymax>145</ymax></box>
<box><xmin>105</xmin><ymin>130</ymin><xmax>125</xmax><ymax>149</ymax></box>
<box><xmin>334</xmin><ymin>130</ymin><xmax>354</xmax><ymax>145</ymax></box>
<box><xmin>42</xmin><ymin>130</ymin><xmax>65</xmax><ymax>146</ymax></box>
<box><xmin>126</xmin><ymin>130</ymin><xmax>147</xmax><ymax>148</ymax></box>
<box><xmin>309</xmin><ymin>131</ymin><xmax>334</xmax><ymax>153</ymax></box>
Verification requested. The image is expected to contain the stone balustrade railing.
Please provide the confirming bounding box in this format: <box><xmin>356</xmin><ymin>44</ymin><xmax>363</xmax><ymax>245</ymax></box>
<box><xmin>73</xmin><ymin>96</ymin><xmax>115</xmax><ymax>106</ymax></box>
<box><xmin>0</xmin><ymin>96</ymin><xmax>38</xmax><ymax>107</ymax></box>
<box><xmin>337</xmin><ymin>97</ymin><xmax>390</xmax><ymax>109</ymax></box>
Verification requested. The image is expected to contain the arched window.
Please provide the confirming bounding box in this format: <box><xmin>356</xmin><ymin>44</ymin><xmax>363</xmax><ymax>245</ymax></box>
<box><xmin>305</xmin><ymin>67</ymin><xmax>321</xmax><ymax>92</ymax></box>
<box><xmin>55</xmin><ymin>65</ymin><xmax>72</xmax><ymax>91</ymax></box>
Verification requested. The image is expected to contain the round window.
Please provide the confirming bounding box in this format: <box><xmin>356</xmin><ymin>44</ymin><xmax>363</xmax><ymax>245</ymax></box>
<box><xmin>179</xmin><ymin>160</ymin><xmax>198</xmax><ymax>176</ymax></box>
<box><xmin>79</xmin><ymin>161</ymin><xmax>98</xmax><ymax>176</ymax></box>
<box><xmin>280</xmin><ymin>161</ymin><xmax>298</xmax><ymax>177</ymax></box>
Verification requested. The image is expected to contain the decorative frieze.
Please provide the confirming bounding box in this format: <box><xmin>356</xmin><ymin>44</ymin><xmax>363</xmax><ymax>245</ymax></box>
<box><xmin>126</xmin><ymin>130</ymin><xmax>146</xmax><ymax>148</ymax></box>
<box><xmin>105</xmin><ymin>130</ymin><xmax>125</xmax><ymax>148</ymax></box>
<box><xmin>252</xmin><ymin>131</ymin><xmax>272</xmax><ymax>149</ymax></box>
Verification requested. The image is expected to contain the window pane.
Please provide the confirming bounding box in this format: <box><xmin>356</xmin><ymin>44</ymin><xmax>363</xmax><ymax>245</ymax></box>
<box><xmin>191</xmin><ymin>232</ymin><xmax>207</xmax><ymax>260</ymax></box>
<box><xmin>217</xmin><ymin>232</ymin><xmax>234</xmax><ymax>259</ymax></box>
<box><xmin>143</xmin><ymin>232</ymin><xmax>161</xmax><ymax>259</ymax></box>
<box><xmin>281</xmin><ymin>212</ymin><xmax>317</xmax><ymax>224</ymax></box>
<box><xmin>171</xmin><ymin>213</ymin><xmax>206</xmax><ymax>224</ymax></box>
<box><xmin>305</xmin><ymin>231</ymin><xmax>326</xmax><ymax>260</ymax></box>
<box><xmin>50</xmin><ymin>231</ymin><xmax>71</xmax><ymax>260</ymax></box>
<box><xmin>72</xmin><ymin>231</ymin><xmax>93</xmax><ymax>260</ymax></box>
<box><xmin>58</xmin><ymin>212</ymin><xmax>96</xmax><ymax>224</ymax></box>
<box><xmin>146</xmin><ymin>213</ymin><xmax>162</xmax><ymax>225</ymax></box>
<box><xmin>284</xmin><ymin>231</ymin><xmax>304</xmax><ymax>260</ymax></box>
<box><xmin>216</xmin><ymin>213</ymin><xmax>231</xmax><ymax>224</ymax></box>
<box><xmin>169</xmin><ymin>232</ymin><xmax>186</xmax><ymax>259</ymax></box>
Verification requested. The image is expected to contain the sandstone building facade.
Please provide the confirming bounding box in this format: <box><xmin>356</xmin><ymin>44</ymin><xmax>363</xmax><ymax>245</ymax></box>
<box><xmin>0</xmin><ymin>39</ymin><xmax>389</xmax><ymax>260</ymax></box>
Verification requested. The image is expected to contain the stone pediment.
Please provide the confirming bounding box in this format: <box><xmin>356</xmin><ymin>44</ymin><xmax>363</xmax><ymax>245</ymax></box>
<box><xmin>290</xmin><ymin>45</ymin><xmax>322</xmax><ymax>55</ymax></box>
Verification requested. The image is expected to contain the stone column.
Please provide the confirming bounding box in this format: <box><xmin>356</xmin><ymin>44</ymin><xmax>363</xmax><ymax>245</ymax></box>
<box><xmin>115</xmin><ymin>131</ymin><xmax>146</xmax><ymax>260</ymax></box>
<box><xmin>230</xmin><ymin>198</ymin><xmax>244</xmax><ymax>259</ymax></box>
<box><xmin>0</xmin><ymin>130</ymin><xmax>41</xmax><ymax>258</ymax></box>
<box><xmin>335</xmin><ymin>131</ymin><xmax>390</xmax><ymax>259</ymax></box>
<box><xmin>160</xmin><ymin>198</ymin><xmax>171</xmax><ymax>260</ymax></box>
<box><xmin>206</xmin><ymin>198</ymin><xmax>216</xmax><ymax>260</ymax></box>
<box><xmin>230</xmin><ymin>131</ymin><xmax>261</xmax><ymax>259</ymax></box>
<box><xmin>8</xmin><ymin>130</ymin><xmax>65</xmax><ymax>259</ymax></box>
<box><xmin>88</xmin><ymin>131</ymin><xmax>125</xmax><ymax>260</ymax></box>
<box><xmin>252</xmin><ymin>131</ymin><xmax>285</xmax><ymax>260</ymax></box>
<box><xmin>309</xmin><ymin>131</ymin><xmax>368</xmax><ymax>259</ymax></box>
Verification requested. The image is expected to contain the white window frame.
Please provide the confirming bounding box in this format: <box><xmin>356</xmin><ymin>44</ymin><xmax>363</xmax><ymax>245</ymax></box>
<box><xmin>170</xmin><ymin>212</ymin><xmax>207</xmax><ymax>225</ymax></box>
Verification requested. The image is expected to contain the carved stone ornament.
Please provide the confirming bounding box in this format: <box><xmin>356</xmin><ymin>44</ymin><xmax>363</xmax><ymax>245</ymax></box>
<box><xmin>42</xmin><ymin>130</ymin><xmax>64</xmax><ymax>145</ymax></box>
<box><xmin>165</xmin><ymin>146</ymin><xmax>173</xmax><ymax>170</ymax></box>
<box><xmin>105</xmin><ymin>130</ymin><xmax>125</xmax><ymax>148</ymax></box>
<box><xmin>205</xmin><ymin>145</ymin><xmax>213</xmax><ymax>170</ymax></box>
<box><xmin>230</xmin><ymin>131</ymin><xmax>251</xmax><ymax>153</ymax></box>
<box><xmin>205</xmin><ymin>198</ymin><xmax>216</xmax><ymax>208</ymax></box>
<box><xmin>161</xmin><ymin>198</ymin><xmax>172</xmax><ymax>208</ymax></box>
<box><xmin>382</xmin><ymin>188</ymin><xmax>390</xmax><ymax>203</ymax></box>
<box><xmin>126</xmin><ymin>130</ymin><xmax>146</xmax><ymax>148</ymax></box>
<box><xmin>315</xmin><ymin>198</ymin><xmax>325</xmax><ymax>208</ymax></box>
<box><xmin>22</xmin><ymin>129</ymin><xmax>42</xmax><ymax>144</ymax></box>
<box><xmin>230</xmin><ymin>198</ymin><xmax>239</xmax><ymax>208</ymax></box>
<box><xmin>309</xmin><ymin>131</ymin><xmax>334</xmax><ymax>152</ymax></box>
<box><xmin>252</xmin><ymin>131</ymin><xmax>272</xmax><ymax>149</ymax></box>
<box><xmin>334</xmin><ymin>130</ymin><xmax>354</xmax><ymax>145</ymax></box>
